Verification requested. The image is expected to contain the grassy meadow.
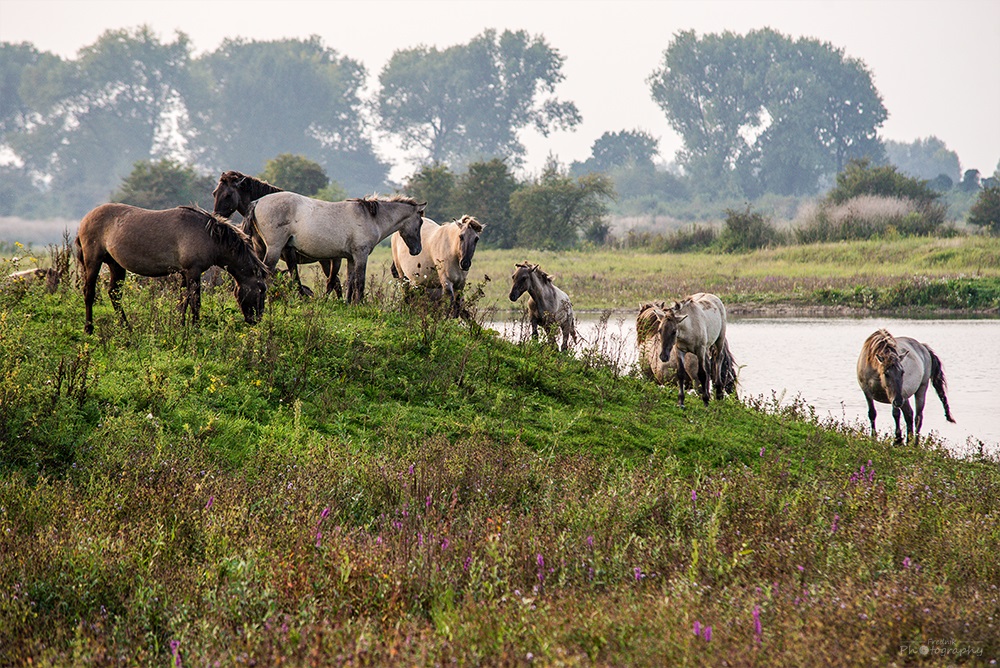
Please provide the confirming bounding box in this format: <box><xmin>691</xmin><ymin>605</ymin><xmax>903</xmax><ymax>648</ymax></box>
<box><xmin>1</xmin><ymin>238</ymin><xmax>1000</xmax><ymax>665</ymax></box>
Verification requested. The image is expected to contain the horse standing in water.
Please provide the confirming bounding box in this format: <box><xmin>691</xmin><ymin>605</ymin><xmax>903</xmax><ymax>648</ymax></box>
<box><xmin>212</xmin><ymin>171</ymin><xmax>339</xmax><ymax>298</ymax></box>
<box><xmin>390</xmin><ymin>215</ymin><xmax>485</xmax><ymax>317</ymax></box>
<box><xmin>655</xmin><ymin>293</ymin><xmax>736</xmax><ymax>408</ymax></box>
<box><xmin>508</xmin><ymin>262</ymin><xmax>579</xmax><ymax>351</ymax></box>
<box><xmin>857</xmin><ymin>328</ymin><xmax>955</xmax><ymax>444</ymax></box>
<box><xmin>74</xmin><ymin>204</ymin><xmax>268</xmax><ymax>334</ymax></box>
<box><xmin>242</xmin><ymin>192</ymin><xmax>425</xmax><ymax>303</ymax></box>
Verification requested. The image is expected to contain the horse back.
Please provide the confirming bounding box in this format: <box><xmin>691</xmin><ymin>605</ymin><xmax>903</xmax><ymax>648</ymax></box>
<box><xmin>895</xmin><ymin>336</ymin><xmax>932</xmax><ymax>395</ymax></box>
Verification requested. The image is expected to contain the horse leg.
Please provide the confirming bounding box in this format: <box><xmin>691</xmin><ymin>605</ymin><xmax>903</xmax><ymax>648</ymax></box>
<box><xmin>322</xmin><ymin>259</ymin><xmax>342</xmax><ymax>299</ymax></box>
<box><xmin>184</xmin><ymin>272</ymin><xmax>202</xmax><ymax>326</ymax></box>
<box><xmin>697</xmin><ymin>353</ymin><xmax>711</xmax><ymax>406</ymax></box>
<box><xmin>913</xmin><ymin>385</ymin><xmax>928</xmax><ymax>436</ymax></box>
<box><xmin>864</xmin><ymin>394</ymin><xmax>878</xmax><ymax>437</ymax></box>
<box><xmin>676</xmin><ymin>358</ymin><xmax>689</xmax><ymax>409</ymax></box>
<box><xmin>82</xmin><ymin>257</ymin><xmax>102</xmax><ymax>335</ymax></box>
<box><xmin>901</xmin><ymin>398</ymin><xmax>915</xmax><ymax>444</ymax></box>
<box><xmin>712</xmin><ymin>348</ymin><xmax>725</xmax><ymax>401</ymax></box>
<box><xmin>346</xmin><ymin>256</ymin><xmax>367</xmax><ymax>304</ymax></box>
<box><xmin>107</xmin><ymin>262</ymin><xmax>130</xmax><ymax>331</ymax></box>
<box><xmin>891</xmin><ymin>406</ymin><xmax>903</xmax><ymax>445</ymax></box>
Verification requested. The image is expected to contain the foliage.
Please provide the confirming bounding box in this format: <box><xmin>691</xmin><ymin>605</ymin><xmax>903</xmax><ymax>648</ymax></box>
<box><xmin>313</xmin><ymin>181</ymin><xmax>349</xmax><ymax>203</ymax></box>
<box><xmin>402</xmin><ymin>163</ymin><xmax>458</xmax><ymax>223</ymax></box>
<box><xmin>257</xmin><ymin>154</ymin><xmax>329</xmax><ymax>196</ymax></box>
<box><xmin>377</xmin><ymin>29</ymin><xmax>581</xmax><ymax>168</ymax></box>
<box><xmin>959</xmin><ymin>169</ymin><xmax>981</xmax><ymax>193</ymax></box>
<box><xmin>648</xmin><ymin>29</ymin><xmax>886</xmax><ymax>198</ymax></box>
<box><xmin>1</xmin><ymin>263</ymin><xmax>999</xmax><ymax>664</ymax></box>
<box><xmin>795</xmin><ymin>195</ymin><xmax>948</xmax><ymax>243</ymax></box>
<box><xmin>826</xmin><ymin>159</ymin><xmax>942</xmax><ymax>211</ymax></box>
<box><xmin>885</xmin><ymin>136</ymin><xmax>960</xmax><ymax>182</ymax></box>
<box><xmin>111</xmin><ymin>159</ymin><xmax>215</xmax><ymax>210</ymax></box>
<box><xmin>717</xmin><ymin>206</ymin><xmax>784</xmax><ymax>252</ymax></box>
<box><xmin>452</xmin><ymin>159</ymin><xmax>521</xmax><ymax>249</ymax></box>
<box><xmin>571</xmin><ymin>129</ymin><xmax>659</xmax><ymax>175</ymax></box>
<box><xmin>510</xmin><ymin>162</ymin><xmax>616</xmax><ymax>249</ymax></box>
<box><xmin>967</xmin><ymin>185</ymin><xmax>1000</xmax><ymax>235</ymax></box>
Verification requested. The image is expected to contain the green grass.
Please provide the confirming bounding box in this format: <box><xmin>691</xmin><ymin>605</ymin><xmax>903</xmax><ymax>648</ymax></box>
<box><xmin>1</xmin><ymin>251</ymin><xmax>999</xmax><ymax>665</ymax></box>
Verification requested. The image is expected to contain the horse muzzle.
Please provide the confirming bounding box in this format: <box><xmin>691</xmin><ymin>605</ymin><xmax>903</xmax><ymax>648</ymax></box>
<box><xmin>460</xmin><ymin>260</ymin><xmax>472</xmax><ymax>271</ymax></box>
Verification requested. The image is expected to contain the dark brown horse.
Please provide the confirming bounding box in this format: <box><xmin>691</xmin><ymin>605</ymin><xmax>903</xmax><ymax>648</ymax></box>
<box><xmin>212</xmin><ymin>171</ymin><xmax>340</xmax><ymax>298</ymax></box>
<box><xmin>74</xmin><ymin>203</ymin><xmax>268</xmax><ymax>334</ymax></box>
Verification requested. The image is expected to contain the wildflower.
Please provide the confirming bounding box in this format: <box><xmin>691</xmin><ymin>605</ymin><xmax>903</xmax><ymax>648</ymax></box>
<box><xmin>634</xmin><ymin>567</ymin><xmax>644</xmax><ymax>582</ymax></box>
<box><xmin>320</xmin><ymin>506</ymin><xmax>330</xmax><ymax>520</ymax></box>
<box><xmin>441</xmin><ymin>537</ymin><xmax>449</xmax><ymax>550</ymax></box>
<box><xmin>831</xmin><ymin>514</ymin><xmax>839</xmax><ymax>533</ymax></box>
<box><xmin>170</xmin><ymin>640</ymin><xmax>182</xmax><ymax>667</ymax></box>
<box><xmin>753</xmin><ymin>605</ymin><xmax>762</xmax><ymax>644</ymax></box>
<box><xmin>903</xmin><ymin>557</ymin><xmax>911</xmax><ymax>569</ymax></box>
<box><xmin>693</xmin><ymin>620</ymin><xmax>701</xmax><ymax>636</ymax></box>
<box><xmin>703</xmin><ymin>626</ymin><xmax>712</xmax><ymax>642</ymax></box>
<box><xmin>537</xmin><ymin>553</ymin><xmax>544</xmax><ymax>568</ymax></box>
<box><xmin>797</xmin><ymin>565</ymin><xmax>805</xmax><ymax>573</ymax></box>
<box><xmin>408</xmin><ymin>464</ymin><xmax>414</xmax><ymax>476</ymax></box>
<box><xmin>586</xmin><ymin>535</ymin><xmax>594</xmax><ymax>548</ymax></box>
<box><xmin>205</xmin><ymin>495</ymin><xmax>214</xmax><ymax>510</ymax></box>
<box><xmin>464</xmin><ymin>556</ymin><xmax>472</xmax><ymax>571</ymax></box>
<box><xmin>759</xmin><ymin>446</ymin><xmax>766</xmax><ymax>457</ymax></box>
<box><xmin>691</xmin><ymin>489</ymin><xmax>697</xmax><ymax>503</ymax></box>
<box><xmin>315</xmin><ymin>530</ymin><xmax>322</xmax><ymax>547</ymax></box>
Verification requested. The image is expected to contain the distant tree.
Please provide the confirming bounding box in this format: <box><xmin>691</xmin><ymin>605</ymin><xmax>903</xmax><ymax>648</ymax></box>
<box><xmin>928</xmin><ymin>174</ymin><xmax>954</xmax><ymax>192</ymax></box>
<box><xmin>188</xmin><ymin>37</ymin><xmax>388</xmax><ymax>194</ymax></box>
<box><xmin>717</xmin><ymin>206</ymin><xmax>783</xmax><ymax>252</ymax></box>
<box><xmin>112</xmin><ymin>159</ymin><xmax>214</xmax><ymax>210</ymax></box>
<box><xmin>314</xmin><ymin>181</ymin><xmax>348</xmax><ymax>202</ymax></box>
<box><xmin>959</xmin><ymin>169</ymin><xmax>981</xmax><ymax>193</ymax></box>
<box><xmin>377</xmin><ymin>29</ymin><xmax>581</xmax><ymax>168</ymax></box>
<box><xmin>452</xmin><ymin>159</ymin><xmax>521</xmax><ymax>249</ymax></box>
<box><xmin>258</xmin><ymin>154</ymin><xmax>328</xmax><ymax>196</ymax></box>
<box><xmin>885</xmin><ymin>137</ymin><xmax>960</xmax><ymax>182</ymax></box>
<box><xmin>510</xmin><ymin>160</ymin><xmax>615</xmax><ymax>249</ymax></box>
<box><xmin>573</xmin><ymin>130</ymin><xmax>660</xmax><ymax>175</ymax></box>
<box><xmin>967</xmin><ymin>185</ymin><xmax>1000</xmax><ymax>235</ymax></box>
<box><xmin>402</xmin><ymin>163</ymin><xmax>458</xmax><ymax>222</ymax></box>
<box><xmin>827</xmin><ymin>159</ymin><xmax>940</xmax><ymax>207</ymax></box>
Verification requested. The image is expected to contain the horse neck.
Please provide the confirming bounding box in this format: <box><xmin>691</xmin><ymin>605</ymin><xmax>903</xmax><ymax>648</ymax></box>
<box><xmin>376</xmin><ymin>202</ymin><xmax>416</xmax><ymax>237</ymax></box>
<box><xmin>238</xmin><ymin>181</ymin><xmax>283</xmax><ymax>216</ymax></box>
<box><xmin>526</xmin><ymin>274</ymin><xmax>555</xmax><ymax>307</ymax></box>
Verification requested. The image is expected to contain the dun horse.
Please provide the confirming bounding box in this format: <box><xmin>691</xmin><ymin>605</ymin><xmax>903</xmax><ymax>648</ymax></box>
<box><xmin>390</xmin><ymin>215</ymin><xmax>485</xmax><ymax>317</ymax></box>
<box><xmin>636</xmin><ymin>301</ymin><xmax>698</xmax><ymax>385</ymax></box>
<box><xmin>654</xmin><ymin>293</ymin><xmax>736</xmax><ymax>407</ymax></box>
<box><xmin>212</xmin><ymin>171</ymin><xmax>339</xmax><ymax>297</ymax></box>
<box><xmin>74</xmin><ymin>203</ymin><xmax>268</xmax><ymax>334</ymax></box>
<box><xmin>857</xmin><ymin>328</ymin><xmax>955</xmax><ymax>444</ymax></box>
<box><xmin>242</xmin><ymin>192</ymin><xmax>425</xmax><ymax>303</ymax></box>
<box><xmin>508</xmin><ymin>262</ymin><xmax>579</xmax><ymax>351</ymax></box>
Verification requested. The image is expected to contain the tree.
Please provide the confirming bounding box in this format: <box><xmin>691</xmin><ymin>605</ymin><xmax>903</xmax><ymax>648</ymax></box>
<box><xmin>258</xmin><ymin>154</ymin><xmax>328</xmax><ymax>196</ymax></box>
<box><xmin>572</xmin><ymin>130</ymin><xmax>659</xmax><ymax>175</ymax></box>
<box><xmin>187</xmin><ymin>37</ymin><xmax>388</xmax><ymax>194</ymax></box>
<box><xmin>967</xmin><ymin>185</ymin><xmax>1000</xmax><ymax>235</ymax></box>
<box><xmin>377</xmin><ymin>29</ymin><xmax>581</xmax><ymax>168</ymax></box>
<box><xmin>885</xmin><ymin>137</ymin><xmax>960</xmax><ymax>182</ymax></box>
<box><xmin>959</xmin><ymin>169</ymin><xmax>981</xmax><ymax>193</ymax></box>
<box><xmin>111</xmin><ymin>159</ymin><xmax>215</xmax><ymax>210</ymax></box>
<box><xmin>510</xmin><ymin>160</ymin><xmax>615</xmax><ymax>249</ymax></box>
<box><xmin>648</xmin><ymin>29</ymin><xmax>887</xmax><ymax>198</ymax></box>
<box><xmin>402</xmin><ymin>163</ymin><xmax>458</xmax><ymax>222</ymax></box>
<box><xmin>452</xmin><ymin>159</ymin><xmax>521</xmax><ymax>248</ymax></box>
<box><xmin>828</xmin><ymin>159</ymin><xmax>940</xmax><ymax>206</ymax></box>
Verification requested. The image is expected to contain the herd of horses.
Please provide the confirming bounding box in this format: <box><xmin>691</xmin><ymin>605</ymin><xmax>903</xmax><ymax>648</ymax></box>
<box><xmin>66</xmin><ymin>170</ymin><xmax>956</xmax><ymax>445</ymax></box>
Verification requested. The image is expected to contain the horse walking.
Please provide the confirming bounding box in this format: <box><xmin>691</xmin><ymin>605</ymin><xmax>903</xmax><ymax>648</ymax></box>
<box><xmin>74</xmin><ymin>203</ymin><xmax>268</xmax><ymax>334</ymax></box>
<box><xmin>242</xmin><ymin>192</ymin><xmax>425</xmax><ymax>303</ymax></box>
<box><xmin>857</xmin><ymin>329</ymin><xmax>955</xmax><ymax>444</ymax></box>
<box><xmin>654</xmin><ymin>293</ymin><xmax>735</xmax><ymax>408</ymax></box>
<box><xmin>390</xmin><ymin>215</ymin><xmax>485</xmax><ymax>317</ymax></box>
<box><xmin>212</xmin><ymin>171</ymin><xmax>339</xmax><ymax>297</ymax></box>
<box><xmin>508</xmin><ymin>262</ymin><xmax>579</xmax><ymax>351</ymax></box>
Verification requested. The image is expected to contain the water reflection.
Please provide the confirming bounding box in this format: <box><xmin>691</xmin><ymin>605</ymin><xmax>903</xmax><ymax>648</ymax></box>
<box><xmin>491</xmin><ymin>313</ymin><xmax>1000</xmax><ymax>455</ymax></box>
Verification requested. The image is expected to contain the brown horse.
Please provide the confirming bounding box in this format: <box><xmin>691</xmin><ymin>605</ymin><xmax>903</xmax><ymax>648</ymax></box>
<box><xmin>212</xmin><ymin>170</ymin><xmax>338</xmax><ymax>298</ymax></box>
<box><xmin>857</xmin><ymin>328</ymin><xmax>955</xmax><ymax>444</ymax></box>
<box><xmin>74</xmin><ymin>203</ymin><xmax>268</xmax><ymax>334</ymax></box>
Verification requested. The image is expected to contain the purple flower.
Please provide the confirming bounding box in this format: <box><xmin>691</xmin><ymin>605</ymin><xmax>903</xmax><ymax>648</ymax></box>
<box><xmin>320</xmin><ymin>506</ymin><xmax>330</xmax><ymax>521</ymax></box>
<box><xmin>425</xmin><ymin>495</ymin><xmax>432</xmax><ymax>508</ymax></box>
<box><xmin>903</xmin><ymin>557</ymin><xmax>911</xmax><ymax>569</ymax></box>
<box><xmin>759</xmin><ymin>446</ymin><xmax>766</xmax><ymax>457</ymax></box>
<box><xmin>753</xmin><ymin>605</ymin><xmax>762</xmax><ymax>643</ymax></box>
<box><xmin>205</xmin><ymin>496</ymin><xmax>214</xmax><ymax>510</ymax></box>
<box><xmin>797</xmin><ymin>565</ymin><xmax>804</xmax><ymax>573</ymax></box>
<box><xmin>537</xmin><ymin>553</ymin><xmax>544</xmax><ymax>567</ymax></box>
<box><xmin>315</xmin><ymin>530</ymin><xmax>322</xmax><ymax>547</ymax></box>
<box><xmin>441</xmin><ymin>538</ymin><xmax>449</xmax><ymax>550</ymax></box>
<box><xmin>169</xmin><ymin>640</ymin><xmax>182</xmax><ymax>667</ymax></box>
<box><xmin>408</xmin><ymin>464</ymin><xmax>414</xmax><ymax>475</ymax></box>
<box><xmin>634</xmin><ymin>566</ymin><xmax>644</xmax><ymax>582</ymax></box>
<box><xmin>693</xmin><ymin>620</ymin><xmax>701</xmax><ymax>636</ymax></box>
<box><xmin>691</xmin><ymin>489</ymin><xmax>697</xmax><ymax>502</ymax></box>
<box><xmin>703</xmin><ymin>626</ymin><xmax>712</xmax><ymax>642</ymax></box>
<box><xmin>831</xmin><ymin>514</ymin><xmax>839</xmax><ymax>533</ymax></box>
<box><xmin>586</xmin><ymin>535</ymin><xmax>594</xmax><ymax>548</ymax></box>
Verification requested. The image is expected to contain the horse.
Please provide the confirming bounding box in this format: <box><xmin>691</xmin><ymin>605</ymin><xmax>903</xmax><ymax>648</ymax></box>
<box><xmin>74</xmin><ymin>203</ymin><xmax>268</xmax><ymax>335</ymax></box>
<box><xmin>856</xmin><ymin>328</ymin><xmax>955</xmax><ymax>444</ymax></box>
<box><xmin>636</xmin><ymin>301</ymin><xmax>698</xmax><ymax>385</ymax></box>
<box><xmin>390</xmin><ymin>215</ymin><xmax>485</xmax><ymax>317</ymax></box>
<box><xmin>508</xmin><ymin>262</ymin><xmax>579</xmax><ymax>351</ymax></box>
<box><xmin>654</xmin><ymin>293</ymin><xmax>735</xmax><ymax>408</ymax></box>
<box><xmin>212</xmin><ymin>170</ymin><xmax>339</xmax><ymax>298</ymax></box>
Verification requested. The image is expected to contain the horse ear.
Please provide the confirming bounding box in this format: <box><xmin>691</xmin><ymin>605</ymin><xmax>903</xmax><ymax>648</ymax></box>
<box><xmin>676</xmin><ymin>314</ymin><xmax>688</xmax><ymax>323</ymax></box>
<box><xmin>899</xmin><ymin>349</ymin><xmax>910</xmax><ymax>359</ymax></box>
<box><xmin>653</xmin><ymin>308</ymin><xmax>666</xmax><ymax>318</ymax></box>
<box><xmin>235</xmin><ymin>176</ymin><xmax>247</xmax><ymax>187</ymax></box>
<box><xmin>417</xmin><ymin>202</ymin><xmax>428</xmax><ymax>214</ymax></box>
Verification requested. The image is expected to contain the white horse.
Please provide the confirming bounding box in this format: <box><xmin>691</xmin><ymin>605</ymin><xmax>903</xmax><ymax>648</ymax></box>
<box><xmin>655</xmin><ymin>292</ymin><xmax>734</xmax><ymax>407</ymax></box>
<box><xmin>857</xmin><ymin>328</ymin><xmax>955</xmax><ymax>444</ymax></box>
<box><xmin>390</xmin><ymin>215</ymin><xmax>485</xmax><ymax>317</ymax></box>
<box><xmin>508</xmin><ymin>262</ymin><xmax>579</xmax><ymax>351</ymax></box>
<box><xmin>243</xmin><ymin>192</ymin><xmax>425</xmax><ymax>303</ymax></box>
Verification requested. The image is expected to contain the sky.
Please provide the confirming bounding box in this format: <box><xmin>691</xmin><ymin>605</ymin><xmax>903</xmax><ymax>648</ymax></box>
<box><xmin>2</xmin><ymin>0</ymin><xmax>998</xmax><ymax>182</ymax></box>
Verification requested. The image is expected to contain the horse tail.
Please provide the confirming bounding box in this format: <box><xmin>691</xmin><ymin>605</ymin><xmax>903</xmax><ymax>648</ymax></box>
<box><xmin>928</xmin><ymin>346</ymin><xmax>956</xmax><ymax>423</ymax></box>
<box><xmin>717</xmin><ymin>339</ymin><xmax>738</xmax><ymax>396</ymax></box>
<box><xmin>390</xmin><ymin>261</ymin><xmax>399</xmax><ymax>279</ymax></box>
<box><xmin>73</xmin><ymin>233</ymin><xmax>84</xmax><ymax>267</ymax></box>
<box><xmin>242</xmin><ymin>199</ymin><xmax>260</xmax><ymax>241</ymax></box>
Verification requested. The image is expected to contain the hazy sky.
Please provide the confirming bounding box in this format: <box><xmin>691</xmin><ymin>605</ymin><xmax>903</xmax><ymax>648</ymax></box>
<box><xmin>2</xmin><ymin>0</ymin><xmax>998</xmax><ymax>180</ymax></box>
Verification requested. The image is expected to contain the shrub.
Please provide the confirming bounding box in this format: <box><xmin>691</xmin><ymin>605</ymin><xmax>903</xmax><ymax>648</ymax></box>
<box><xmin>795</xmin><ymin>195</ymin><xmax>947</xmax><ymax>243</ymax></box>
<box><xmin>717</xmin><ymin>206</ymin><xmax>783</xmax><ymax>252</ymax></box>
<box><xmin>967</xmin><ymin>185</ymin><xmax>1000</xmax><ymax>235</ymax></box>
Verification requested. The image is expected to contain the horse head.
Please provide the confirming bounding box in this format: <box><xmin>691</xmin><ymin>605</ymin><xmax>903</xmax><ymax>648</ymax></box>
<box><xmin>656</xmin><ymin>305</ymin><xmax>688</xmax><ymax>363</ymax></box>
<box><xmin>870</xmin><ymin>331</ymin><xmax>908</xmax><ymax>408</ymax></box>
<box><xmin>456</xmin><ymin>215</ymin><xmax>484</xmax><ymax>271</ymax></box>
<box><xmin>212</xmin><ymin>171</ymin><xmax>250</xmax><ymax>218</ymax></box>
<box><xmin>391</xmin><ymin>197</ymin><xmax>425</xmax><ymax>256</ymax></box>
<box><xmin>509</xmin><ymin>262</ymin><xmax>538</xmax><ymax>301</ymax></box>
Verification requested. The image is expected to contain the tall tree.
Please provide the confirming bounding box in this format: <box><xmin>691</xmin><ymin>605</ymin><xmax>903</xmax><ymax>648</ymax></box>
<box><xmin>885</xmin><ymin>137</ymin><xmax>960</xmax><ymax>182</ymax></box>
<box><xmin>402</xmin><ymin>163</ymin><xmax>458</xmax><ymax>223</ymax></box>
<box><xmin>572</xmin><ymin>129</ymin><xmax>660</xmax><ymax>175</ymax></box>
<box><xmin>258</xmin><ymin>154</ymin><xmax>329</xmax><ymax>196</ymax></box>
<box><xmin>453</xmin><ymin>159</ymin><xmax>521</xmax><ymax>248</ymax></box>
<box><xmin>187</xmin><ymin>37</ymin><xmax>388</xmax><ymax>194</ymax></box>
<box><xmin>377</xmin><ymin>29</ymin><xmax>581</xmax><ymax>168</ymax></box>
<box><xmin>112</xmin><ymin>159</ymin><xmax>215</xmax><ymax>210</ymax></box>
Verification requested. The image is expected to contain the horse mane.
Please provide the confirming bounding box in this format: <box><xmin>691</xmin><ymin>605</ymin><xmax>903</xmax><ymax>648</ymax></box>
<box><xmin>218</xmin><ymin>170</ymin><xmax>283</xmax><ymax>201</ymax></box>
<box><xmin>348</xmin><ymin>193</ymin><xmax>421</xmax><ymax>218</ymax></box>
<box><xmin>864</xmin><ymin>328</ymin><xmax>899</xmax><ymax>367</ymax></box>
<box><xmin>515</xmin><ymin>261</ymin><xmax>552</xmax><ymax>283</ymax></box>
<box><xmin>191</xmin><ymin>206</ymin><xmax>268</xmax><ymax>278</ymax></box>
<box><xmin>458</xmin><ymin>215</ymin><xmax>484</xmax><ymax>232</ymax></box>
<box><xmin>636</xmin><ymin>301</ymin><xmax>666</xmax><ymax>343</ymax></box>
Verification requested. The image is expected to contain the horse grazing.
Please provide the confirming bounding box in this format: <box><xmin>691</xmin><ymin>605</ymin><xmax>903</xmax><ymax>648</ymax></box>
<box><xmin>508</xmin><ymin>262</ymin><xmax>579</xmax><ymax>351</ymax></box>
<box><xmin>636</xmin><ymin>301</ymin><xmax>698</xmax><ymax>385</ymax></box>
<box><xmin>242</xmin><ymin>192</ymin><xmax>425</xmax><ymax>304</ymax></box>
<box><xmin>655</xmin><ymin>293</ymin><xmax>735</xmax><ymax>408</ymax></box>
<box><xmin>212</xmin><ymin>170</ymin><xmax>338</xmax><ymax>298</ymax></box>
<box><xmin>390</xmin><ymin>215</ymin><xmax>485</xmax><ymax>317</ymax></box>
<box><xmin>857</xmin><ymin>328</ymin><xmax>955</xmax><ymax>444</ymax></box>
<box><xmin>74</xmin><ymin>203</ymin><xmax>268</xmax><ymax>334</ymax></box>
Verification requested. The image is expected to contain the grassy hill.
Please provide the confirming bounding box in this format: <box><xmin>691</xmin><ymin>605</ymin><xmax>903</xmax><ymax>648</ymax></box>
<box><xmin>1</xmin><ymin>248</ymin><xmax>999</xmax><ymax>665</ymax></box>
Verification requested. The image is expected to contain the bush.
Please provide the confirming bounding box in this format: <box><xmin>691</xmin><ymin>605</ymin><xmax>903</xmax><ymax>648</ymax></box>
<box><xmin>717</xmin><ymin>206</ymin><xmax>783</xmax><ymax>252</ymax></box>
<box><xmin>828</xmin><ymin>159</ymin><xmax>941</xmax><ymax>207</ymax></box>
<box><xmin>258</xmin><ymin>154</ymin><xmax>329</xmax><ymax>196</ymax></box>
<box><xmin>968</xmin><ymin>185</ymin><xmax>1000</xmax><ymax>235</ymax></box>
<box><xmin>795</xmin><ymin>195</ymin><xmax>947</xmax><ymax>243</ymax></box>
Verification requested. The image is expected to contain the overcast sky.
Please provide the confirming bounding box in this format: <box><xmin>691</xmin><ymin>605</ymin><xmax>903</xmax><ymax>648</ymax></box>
<box><xmin>2</xmin><ymin>0</ymin><xmax>998</xmax><ymax>181</ymax></box>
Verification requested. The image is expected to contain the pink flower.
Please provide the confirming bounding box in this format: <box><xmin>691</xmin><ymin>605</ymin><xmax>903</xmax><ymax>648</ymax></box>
<box><xmin>753</xmin><ymin>605</ymin><xmax>762</xmax><ymax>643</ymax></box>
<box><xmin>703</xmin><ymin>626</ymin><xmax>712</xmax><ymax>642</ymax></box>
<box><xmin>693</xmin><ymin>620</ymin><xmax>701</xmax><ymax>636</ymax></box>
<box><xmin>903</xmin><ymin>557</ymin><xmax>911</xmax><ymax>569</ymax></box>
<box><xmin>205</xmin><ymin>496</ymin><xmax>214</xmax><ymax>510</ymax></box>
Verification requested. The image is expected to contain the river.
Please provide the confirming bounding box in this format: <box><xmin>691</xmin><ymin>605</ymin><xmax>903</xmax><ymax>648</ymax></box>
<box><xmin>490</xmin><ymin>313</ymin><xmax>1000</xmax><ymax>455</ymax></box>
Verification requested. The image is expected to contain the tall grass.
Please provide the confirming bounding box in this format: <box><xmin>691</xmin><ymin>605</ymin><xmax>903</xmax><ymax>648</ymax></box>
<box><xmin>1</xmin><ymin>266</ymin><xmax>999</xmax><ymax>664</ymax></box>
